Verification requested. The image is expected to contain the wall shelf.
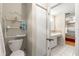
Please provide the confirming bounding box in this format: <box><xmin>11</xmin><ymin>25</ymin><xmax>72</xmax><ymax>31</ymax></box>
<box><xmin>65</xmin><ymin>13</ymin><xmax>75</xmax><ymax>35</ymax></box>
<box><xmin>6</xmin><ymin>26</ymin><xmax>19</xmax><ymax>29</ymax></box>
<box><xmin>5</xmin><ymin>34</ymin><xmax>26</xmax><ymax>38</ymax></box>
<box><xmin>67</xmin><ymin>20</ymin><xmax>75</xmax><ymax>24</ymax></box>
<box><xmin>6</xmin><ymin>19</ymin><xmax>24</xmax><ymax>22</ymax></box>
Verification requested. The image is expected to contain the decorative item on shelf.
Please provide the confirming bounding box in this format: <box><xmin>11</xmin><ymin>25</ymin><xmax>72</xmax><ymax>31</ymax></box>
<box><xmin>20</xmin><ymin>20</ymin><xmax>27</xmax><ymax>30</ymax></box>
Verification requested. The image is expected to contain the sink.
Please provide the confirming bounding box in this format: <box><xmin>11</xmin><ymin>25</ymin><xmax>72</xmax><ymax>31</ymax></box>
<box><xmin>47</xmin><ymin>32</ymin><xmax>62</xmax><ymax>53</ymax></box>
<box><xmin>47</xmin><ymin>32</ymin><xmax>62</xmax><ymax>39</ymax></box>
<box><xmin>50</xmin><ymin>32</ymin><xmax>62</xmax><ymax>37</ymax></box>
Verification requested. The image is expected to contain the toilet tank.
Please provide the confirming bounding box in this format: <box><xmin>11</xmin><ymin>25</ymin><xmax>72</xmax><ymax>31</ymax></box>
<box><xmin>8</xmin><ymin>39</ymin><xmax>23</xmax><ymax>51</ymax></box>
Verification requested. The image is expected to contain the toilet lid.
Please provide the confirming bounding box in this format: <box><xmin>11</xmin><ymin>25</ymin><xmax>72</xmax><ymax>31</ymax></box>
<box><xmin>10</xmin><ymin>50</ymin><xmax>25</xmax><ymax>56</ymax></box>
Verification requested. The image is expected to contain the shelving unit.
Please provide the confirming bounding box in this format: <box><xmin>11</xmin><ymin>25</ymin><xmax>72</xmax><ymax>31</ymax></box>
<box><xmin>4</xmin><ymin>16</ymin><xmax>26</xmax><ymax>38</ymax></box>
<box><xmin>65</xmin><ymin>13</ymin><xmax>75</xmax><ymax>32</ymax></box>
<box><xmin>65</xmin><ymin>13</ymin><xmax>75</xmax><ymax>46</ymax></box>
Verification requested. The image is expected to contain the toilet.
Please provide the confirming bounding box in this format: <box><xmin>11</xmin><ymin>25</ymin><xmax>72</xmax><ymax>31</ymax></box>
<box><xmin>8</xmin><ymin>39</ymin><xmax>25</xmax><ymax>56</ymax></box>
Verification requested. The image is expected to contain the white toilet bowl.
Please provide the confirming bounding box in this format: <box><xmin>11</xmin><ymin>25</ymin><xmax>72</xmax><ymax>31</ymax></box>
<box><xmin>8</xmin><ymin>39</ymin><xmax>25</xmax><ymax>56</ymax></box>
<box><xmin>10</xmin><ymin>50</ymin><xmax>25</xmax><ymax>56</ymax></box>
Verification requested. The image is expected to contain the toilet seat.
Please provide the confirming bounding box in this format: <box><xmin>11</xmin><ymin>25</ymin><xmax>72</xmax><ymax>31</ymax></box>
<box><xmin>10</xmin><ymin>50</ymin><xmax>25</xmax><ymax>56</ymax></box>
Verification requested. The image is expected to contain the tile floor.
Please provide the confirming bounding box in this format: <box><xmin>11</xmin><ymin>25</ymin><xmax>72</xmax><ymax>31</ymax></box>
<box><xmin>51</xmin><ymin>45</ymin><xmax>75</xmax><ymax>56</ymax></box>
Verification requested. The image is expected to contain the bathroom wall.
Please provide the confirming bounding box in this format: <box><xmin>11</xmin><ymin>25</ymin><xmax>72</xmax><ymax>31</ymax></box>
<box><xmin>75</xmin><ymin>3</ymin><xmax>79</xmax><ymax>56</ymax></box>
<box><xmin>49</xmin><ymin>15</ymin><xmax>55</xmax><ymax>31</ymax></box>
<box><xmin>22</xmin><ymin>3</ymin><xmax>32</xmax><ymax>56</ymax></box>
<box><xmin>2</xmin><ymin>3</ymin><xmax>22</xmax><ymax>18</ymax></box>
<box><xmin>35</xmin><ymin>5</ymin><xmax>47</xmax><ymax>56</ymax></box>
<box><xmin>55</xmin><ymin>14</ymin><xmax>65</xmax><ymax>46</ymax></box>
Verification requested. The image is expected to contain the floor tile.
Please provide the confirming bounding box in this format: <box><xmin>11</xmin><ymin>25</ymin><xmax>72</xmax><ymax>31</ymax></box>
<box><xmin>51</xmin><ymin>45</ymin><xmax>75</xmax><ymax>56</ymax></box>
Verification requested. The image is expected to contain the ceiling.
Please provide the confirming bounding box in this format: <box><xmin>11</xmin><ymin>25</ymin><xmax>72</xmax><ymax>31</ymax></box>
<box><xmin>50</xmin><ymin>3</ymin><xmax>75</xmax><ymax>15</ymax></box>
<box><xmin>47</xmin><ymin>3</ymin><xmax>59</xmax><ymax>8</ymax></box>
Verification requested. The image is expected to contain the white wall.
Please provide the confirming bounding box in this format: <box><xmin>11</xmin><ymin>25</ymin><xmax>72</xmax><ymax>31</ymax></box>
<box><xmin>35</xmin><ymin>5</ymin><xmax>46</xmax><ymax>56</ymax></box>
<box><xmin>50</xmin><ymin>15</ymin><xmax>55</xmax><ymax>31</ymax></box>
<box><xmin>2</xmin><ymin>3</ymin><xmax>22</xmax><ymax>18</ymax></box>
<box><xmin>75</xmin><ymin>3</ymin><xmax>79</xmax><ymax>56</ymax></box>
<box><xmin>31</xmin><ymin>4</ymin><xmax>47</xmax><ymax>56</ymax></box>
<box><xmin>22</xmin><ymin>3</ymin><xmax>32</xmax><ymax>56</ymax></box>
<box><xmin>55</xmin><ymin>14</ymin><xmax>65</xmax><ymax>46</ymax></box>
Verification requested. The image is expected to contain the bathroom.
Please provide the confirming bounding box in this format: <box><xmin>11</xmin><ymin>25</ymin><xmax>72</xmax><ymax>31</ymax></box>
<box><xmin>47</xmin><ymin>3</ymin><xmax>75</xmax><ymax>56</ymax></box>
<box><xmin>0</xmin><ymin>3</ymin><xmax>33</xmax><ymax>56</ymax></box>
<box><xmin>0</xmin><ymin>3</ymin><xmax>79</xmax><ymax>56</ymax></box>
<box><xmin>0</xmin><ymin>3</ymin><xmax>48</xmax><ymax>56</ymax></box>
